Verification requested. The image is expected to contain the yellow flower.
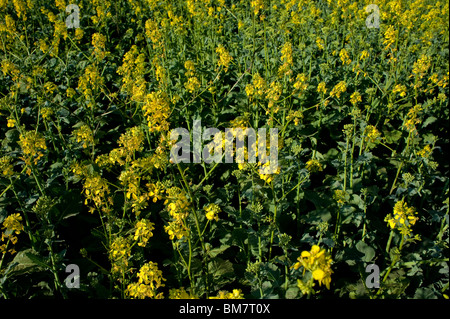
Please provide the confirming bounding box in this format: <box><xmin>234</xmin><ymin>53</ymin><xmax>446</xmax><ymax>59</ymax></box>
<box><xmin>164</xmin><ymin>187</ymin><xmax>190</xmax><ymax>240</ymax></box>
<box><xmin>209</xmin><ymin>289</ymin><xmax>244</xmax><ymax>299</ymax></box>
<box><xmin>383</xmin><ymin>25</ymin><xmax>397</xmax><ymax>50</ymax></box>
<box><xmin>185</xmin><ymin>76</ymin><xmax>201</xmax><ymax>93</ymax></box>
<box><xmin>279</xmin><ymin>42</ymin><xmax>293</xmax><ymax>76</ymax></box>
<box><xmin>0</xmin><ymin>156</ymin><xmax>14</xmax><ymax>177</ymax></box>
<box><xmin>412</xmin><ymin>55</ymin><xmax>431</xmax><ymax>79</ymax></box>
<box><xmin>204</xmin><ymin>203</ymin><xmax>221</xmax><ymax>221</ymax></box>
<box><xmin>126</xmin><ymin>261</ymin><xmax>166</xmax><ymax>299</ymax></box>
<box><xmin>250</xmin><ymin>0</ymin><xmax>264</xmax><ymax>15</ymax></box>
<box><xmin>109</xmin><ymin>236</ymin><xmax>131</xmax><ymax>275</ymax></box>
<box><xmin>339</xmin><ymin>48</ymin><xmax>351</xmax><ymax>65</ymax></box>
<box><xmin>216</xmin><ymin>44</ymin><xmax>233</xmax><ymax>72</ymax></box>
<box><xmin>417</xmin><ymin>144</ymin><xmax>432</xmax><ymax>159</ymax></box>
<box><xmin>169</xmin><ymin>287</ymin><xmax>197</xmax><ymax>299</ymax></box>
<box><xmin>293</xmin><ymin>73</ymin><xmax>308</xmax><ymax>93</ymax></box>
<box><xmin>72</xmin><ymin>124</ymin><xmax>94</xmax><ymax>149</ymax></box>
<box><xmin>18</xmin><ymin>130</ymin><xmax>47</xmax><ymax>168</ymax></box>
<box><xmin>359</xmin><ymin>50</ymin><xmax>370</xmax><ymax>60</ymax></box>
<box><xmin>350</xmin><ymin>91</ymin><xmax>362</xmax><ymax>105</ymax></box>
<box><xmin>316</xmin><ymin>38</ymin><xmax>324</xmax><ymax>50</ymax></box>
<box><xmin>333</xmin><ymin>189</ymin><xmax>349</xmax><ymax>205</ymax></box>
<box><xmin>184</xmin><ymin>60</ymin><xmax>195</xmax><ymax>77</ymax></box>
<box><xmin>142</xmin><ymin>91</ymin><xmax>171</xmax><ymax>133</ymax></box>
<box><xmin>364</xmin><ymin>125</ymin><xmax>381</xmax><ymax>143</ymax></box>
<box><xmin>2</xmin><ymin>213</ymin><xmax>23</xmax><ymax>235</ymax></box>
<box><xmin>329</xmin><ymin>81</ymin><xmax>347</xmax><ymax>99</ymax></box>
<box><xmin>305</xmin><ymin>159</ymin><xmax>323</xmax><ymax>173</ymax></box>
<box><xmin>392</xmin><ymin>84</ymin><xmax>407</xmax><ymax>97</ymax></box>
<box><xmin>134</xmin><ymin>219</ymin><xmax>155</xmax><ymax>247</ymax></box>
<box><xmin>293</xmin><ymin>245</ymin><xmax>333</xmax><ymax>292</ymax></box>
<box><xmin>6</xmin><ymin>118</ymin><xmax>15</xmax><ymax>127</ymax></box>
<box><xmin>317</xmin><ymin>82</ymin><xmax>327</xmax><ymax>95</ymax></box>
<box><xmin>384</xmin><ymin>200</ymin><xmax>419</xmax><ymax>237</ymax></box>
<box><xmin>40</xmin><ymin>107</ymin><xmax>54</xmax><ymax>120</ymax></box>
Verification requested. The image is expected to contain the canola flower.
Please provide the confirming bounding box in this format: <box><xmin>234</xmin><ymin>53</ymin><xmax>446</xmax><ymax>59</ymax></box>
<box><xmin>204</xmin><ymin>203</ymin><xmax>220</xmax><ymax>221</ymax></box>
<box><xmin>385</xmin><ymin>200</ymin><xmax>419</xmax><ymax>237</ymax></box>
<box><xmin>305</xmin><ymin>159</ymin><xmax>323</xmax><ymax>173</ymax></box>
<box><xmin>18</xmin><ymin>130</ymin><xmax>47</xmax><ymax>172</ymax></box>
<box><xmin>279</xmin><ymin>42</ymin><xmax>293</xmax><ymax>77</ymax></box>
<box><xmin>293</xmin><ymin>245</ymin><xmax>333</xmax><ymax>294</ymax></box>
<box><xmin>317</xmin><ymin>81</ymin><xmax>327</xmax><ymax>95</ymax></box>
<box><xmin>350</xmin><ymin>91</ymin><xmax>362</xmax><ymax>106</ymax></box>
<box><xmin>133</xmin><ymin>219</ymin><xmax>155</xmax><ymax>247</ymax></box>
<box><xmin>169</xmin><ymin>287</ymin><xmax>197</xmax><ymax>299</ymax></box>
<box><xmin>163</xmin><ymin>187</ymin><xmax>190</xmax><ymax>240</ymax></box>
<box><xmin>0</xmin><ymin>156</ymin><xmax>14</xmax><ymax>177</ymax></box>
<box><xmin>216</xmin><ymin>44</ymin><xmax>233</xmax><ymax>72</ymax></box>
<box><xmin>329</xmin><ymin>80</ymin><xmax>347</xmax><ymax>99</ymax></box>
<box><xmin>364</xmin><ymin>125</ymin><xmax>381</xmax><ymax>143</ymax></box>
<box><xmin>142</xmin><ymin>91</ymin><xmax>171</xmax><ymax>133</ymax></box>
<box><xmin>72</xmin><ymin>124</ymin><xmax>94</xmax><ymax>149</ymax></box>
<box><xmin>6</xmin><ymin>118</ymin><xmax>15</xmax><ymax>127</ymax></box>
<box><xmin>109</xmin><ymin>236</ymin><xmax>131</xmax><ymax>275</ymax></box>
<box><xmin>126</xmin><ymin>261</ymin><xmax>166</xmax><ymax>299</ymax></box>
<box><xmin>417</xmin><ymin>144</ymin><xmax>432</xmax><ymax>159</ymax></box>
<box><xmin>1</xmin><ymin>213</ymin><xmax>24</xmax><ymax>255</ymax></box>
<box><xmin>209</xmin><ymin>289</ymin><xmax>244</xmax><ymax>299</ymax></box>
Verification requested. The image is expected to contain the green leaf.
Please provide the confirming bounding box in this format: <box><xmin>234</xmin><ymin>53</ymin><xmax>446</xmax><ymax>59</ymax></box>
<box><xmin>207</xmin><ymin>244</ymin><xmax>230</xmax><ymax>258</ymax></box>
<box><xmin>414</xmin><ymin>287</ymin><xmax>437</xmax><ymax>299</ymax></box>
<box><xmin>356</xmin><ymin>241</ymin><xmax>375</xmax><ymax>262</ymax></box>
<box><xmin>422</xmin><ymin>116</ymin><xmax>437</xmax><ymax>128</ymax></box>
<box><xmin>285</xmin><ymin>287</ymin><xmax>299</xmax><ymax>299</ymax></box>
<box><xmin>8</xmin><ymin>249</ymin><xmax>47</xmax><ymax>277</ymax></box>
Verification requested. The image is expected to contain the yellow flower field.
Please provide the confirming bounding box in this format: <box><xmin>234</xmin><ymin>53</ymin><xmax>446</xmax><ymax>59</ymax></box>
<box><xmin>0</xmin><ymin>0</ymin><xmax>448</xmax><ymax>299</ymax></box>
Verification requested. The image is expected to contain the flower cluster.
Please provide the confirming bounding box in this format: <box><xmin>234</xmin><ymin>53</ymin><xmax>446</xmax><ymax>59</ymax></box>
<box><xmin>364</xmin><ymin>125</ymin><xmax>381</xmax><ymax>143</ymax></box>
<box><xmin>293</xmin><ymin>245</ymin><xmax>333</xmax><ymax>294</ymax></box>
<box><xmin>279</xmin><ymin>42</ymin><xmax>293</xmax><ymax>77</ymax></box>
<box><xmin>216</xmin><ymin>44</ymin><xmax>233</xmax><ymax>72</ymax></box>
<box><xmin>164</xmin><ymin>187</ymin><xmax>190</xmax><ymax>240</ymax></box>
<box><xmin>142</xmin><ymin>91</ymin><xmax>171</xmax><ymax>133</ymax></box>
<box><xmin>403</xmin><ymin>104</ymin><xmax>423</xmax><ymax>135</ymax></box>
<box><xmin>116</xmin><ymin>45</ymin><xmax>147</xmax><ymax>102</ymax></box>
<box><xmin>184</xmin><ymin>60</ymin><xmax>201</xmax><ymax>93</ymax></box>
<box><xmin>168</xmin><ymin>287</ymin><xmax>197</xmax><ymax>299</ymax></box>
<box><xmin>1</xmin><ymin>213</ymin><xmax>24</xmax><ymax>255</ymax></box>
<box><xmin>126</xmin><ymin>261</ymin><xmax>166</xmax><ymax>299</ymax></box>
<box><xmin>305</xmin><ymin>159</ymin><xmax>323</xmax><ymax>173</ymax></box>
<box><xmin>385</xmin><ymin>200</ymin><xmax>419</xmax><ymax>237</ymax></box>
<box><xmin>204</xmin><ymin>203</ymin><xmax>220</xmax><ymax>221</ymax></box>
<box><xmin>245</xmin><ymin>73</ymin><xmax>267</xmax><ymax>101</ymax></box>
<box><xmin>133</xmin><ymin>219</ymin><xmax>155</xmax><ymax>247</ymax></box>
<box><xmin>209</xmin><ymin>289</ymin><xmax>244</xmax><ymax>299</ymax></box>
<box><xmin>18</xmin><ymin>130</ymin><xmax>47</xmax><ymax>173</ymax></box>
<box><xmin>109</xmin><ymin>236</ymin><xmax>132</xmax><ymax>275</ymax></box>
<box><xmin>0</xmin><ymin>156</ymin><xmax>14</xmax><ymax>177</ymax></box>
<box><xmin>72</xmin><ymin>124</ymin><xmax>94</xmax><ymax>149</ymax></box>
<box><xmin>329</xmin><ymin>80</ymin><xmax>347</xmax><ymax>99</ymax></box>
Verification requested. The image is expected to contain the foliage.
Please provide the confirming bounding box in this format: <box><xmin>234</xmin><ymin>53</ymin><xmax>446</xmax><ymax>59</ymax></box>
<box><xmin>0</xmin><ymin>0</ymin><xmax>448</xmax><ymax>299</ymax></box>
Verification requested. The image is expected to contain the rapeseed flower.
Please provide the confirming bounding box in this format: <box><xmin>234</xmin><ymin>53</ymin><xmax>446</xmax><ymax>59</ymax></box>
<box><xmin>133</xmin><ymin>219</ymin><xmax>155</xmax><ymax>247</ymax></box>
<box><xmin>204</xmin><ymin>203</ymin><xmax>220</xmax><ymax>221</ymax></box>
<box><xmin>385</xmin><ymin>200</ymin><xmax>419</xmax><ymax>237</ymax></box>
<box><xmin>209</xmin><ymin>289</ymin><xmax>244</xmax><ymax>299</ymax></box>
<box><xmin>126</xmin><ymin>261</ymin><xmax>165</xmax><ymax>299</ymax></box>
<box><xmin>216</xmin><ymin>44</ymin><xmax>233</xmax><ymax>72</ymax></box>
<box><xmin>1</xmin><ymin>213</ymin><xmax>24</xmax><ymax>255</ymax></box>
<box><xmin>329</xmin><ymin>80</ymin><xmax>347</xmax><ymax>99</ymax></box>
<box><xmin>305</xmin><ymin>159</ymin><xmax>323</xmax><ymax>173</ymax></box>
<box><xmin>293</xmin><ymin>245</ymin><xmax>333</xmax><ymax>291</ymax></box>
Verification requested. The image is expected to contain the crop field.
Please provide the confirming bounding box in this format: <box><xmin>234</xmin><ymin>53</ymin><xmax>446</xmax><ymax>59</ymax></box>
<box><xmin>0</xmin><ymin>0</ymin><xmax>448</xmax><ymax>300</ymax></box>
